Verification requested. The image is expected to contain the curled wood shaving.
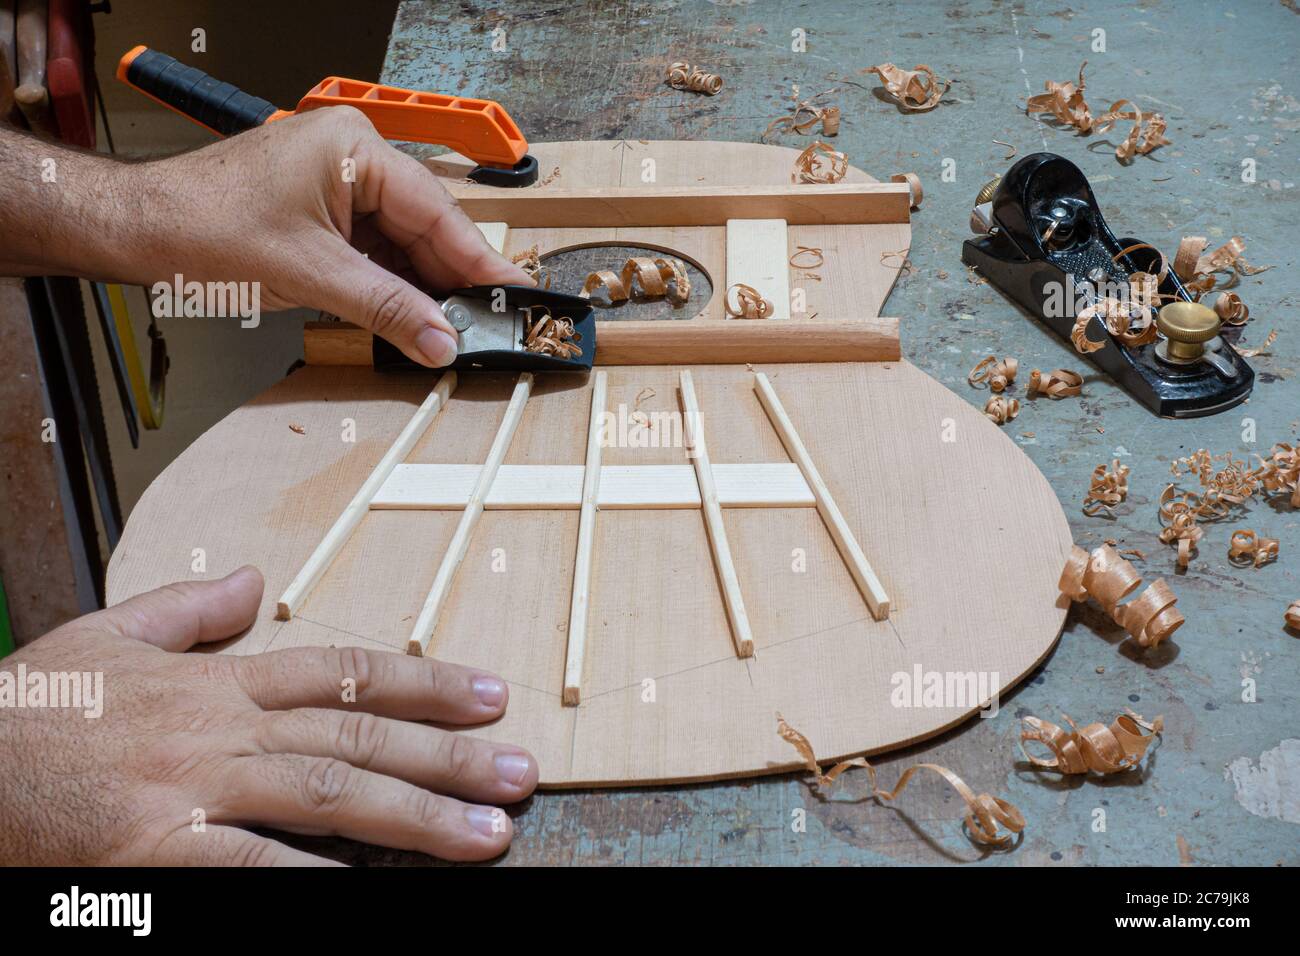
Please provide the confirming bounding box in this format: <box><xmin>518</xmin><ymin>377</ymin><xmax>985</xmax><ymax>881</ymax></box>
<box><xmin>1059</xmin><ymin>544</ymin><xmax>1184</xmax><ymax>649</ymax></box>
<box><xmin>880</xmin><ymin>248</ymin><xmax>915</xmax><ymax>277</ymax></box>
<box><xmin>792</xmin><ymin>140</ymin><xmax>848</xmax><ymax>184</ymax></box>
<box><xmin>536</xmin><ymin>165</ymin><xmax>561</xmax><ymax>188</ymax></box>
<box><xmin>1173</xmin><ymin>235</ymin><xmax>1270</xmax><ymax>298</ymax></box>
<box><xmin>968</xmin><ymin>355</ymin><xmax>1018</xmax><ymax>393</ymax></box>
<box><xmin>1228</xmin><ymin>529</ymin><xmax>1279</xmax><ymax>568</ymax></box>
<box><xmin>1255</xmin><ymin>443</ymin><xmax>1300</xmax><ymax>508</ymax></box>
<box><xmin>579</xmin><ymin>256</ymin><xmax>691</xmax><ymax>305</ymax></box>
<box><xmin>1083</xmin><ymin>459</ymin><xmax>1130</xmax><ymax>517</ymax></box>
<box><xmin>993</xmin><ymin>138</ymin><xmax>1017</xmax><ymax>160</ymax></box>
<box><xmin>1286</xmin><ymin>601</ymin><xmax>1300</xmax><ymax>630</ymax></box>
<box><xmin>763</xmin><ymin>89</ymin><xmax>841</xmax><ymax>139</ymax></box>
<box><xmin>776</xmin><ymin>713</ymin><xmax>1025</xmax><ymax>847</ymax></box>
<box><xmin>1237</xmin><ymin>329</ymin><xmax>1276</xmax><ymax>358</ymax></box>
<box><xmin>983</xmin><ymin>395</ymin><xmax>1020</xmax><ymax>425</ymax></box>
<box><xmin>289</xmin><ymin>423</ymin><xmax>305</xmax><ymax>435</ymax></box>
<box><xmin>1213</xmin><ymin>291</ymin><xmax>1249</xmax><ymax>325</ymax></box>
<box><xmin>1158</xmin><ymin>487</ymin><xmax>1203</xmax><ymax>570</ymax></box>
<box><xmin>667</xmin><ymin>60</ymin><xmax>722</xmax><ymax>95</ymax></box>
<box><xmin>510</xmin><ymin>244</ymin><xmax>551</xmax><ymax>289</ymax></box>
<box><xmin>1072</xmin><ymin>292</ymin><xmax>1157</xmax><ymax>354</ymax></box>
<box><xmin>788</xmin><ymin>246</ymin><xmax>825</xmax><ymax>270</ymax></box>
<box><xmin>890</xmin><ymin>172</ymin><xmax>923</xmax><ymax>209</ymax></box>
<box><xmin>1025</xmin><ymin>62</ymin><xmax>1169</xmax><ymax>163</ymax></box>
<box><xmin>522</xmin><ymin>306</ymin><xmax>582</xmax><ymax>359</ymax></box>
<box><xmin>724</xmin><ymin>283</ymin><xmax>774</xmax><ymax>319</ymax></box>
<box><xmin>1021</xmin><ymin>710</ymin><xmax>1163</xmax><ymax>775</ymax></box>
<box><xmin>866</xmin><ymin>63</ymin><xmax>949</xmax><ymax>112</ymax></box>
<box><xmin>1028</xmin><ymin>367</ymin><xmax>1083</xmax><ymax>399</ymax></box>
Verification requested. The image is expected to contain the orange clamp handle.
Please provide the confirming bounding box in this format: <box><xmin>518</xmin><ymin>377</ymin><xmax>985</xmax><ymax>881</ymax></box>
<box><xmin>117</xmin><ymin>46</ymin><xmax>529</xmax><ymax>170</ymax></box>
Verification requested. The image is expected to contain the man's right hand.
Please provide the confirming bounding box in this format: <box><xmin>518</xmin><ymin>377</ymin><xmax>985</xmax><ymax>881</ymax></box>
<box><xmin>0</xmin><ymin>567</ymin><xmax>537</xmax><ymax>865</ymax></box>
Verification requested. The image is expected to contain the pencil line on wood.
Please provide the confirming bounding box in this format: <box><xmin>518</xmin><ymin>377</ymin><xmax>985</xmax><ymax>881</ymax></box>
<box><xmin>275</xmin><ymin>372</ymin><xmax>457</xmax><ymax>621</ymax></box>
<box><xmin>679</xmin><ymin>370</ymin><xmax>755</xmax><ymax>658</ymax></box>
<box><xmin>753</xmin><ymin>372</ymin><xmax>891</xmax><ymax>620</ymax></box>
<box><xmin>406</xmin><ymin>373</ymin><xmax>534</xmax><ymax>656</ymax></box>
<box><xmin>563</xmin><ymin>371</ymin><xmax>608</xmax><ymax>706</ymax></box>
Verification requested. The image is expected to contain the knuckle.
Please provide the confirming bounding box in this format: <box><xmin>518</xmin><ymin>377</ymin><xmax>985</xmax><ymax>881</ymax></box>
<box><xmin>300</xmin><ymin>758</ymin><xmax>354</xmax><ymax>813</ymax></box>
<box><xmin>401</xmin><ymin>788</ymin><xmax>446</xmax><ymax>833</ymax></box>
<box><xmin>229</xmin><ymin>834</ymin><xmax>278</xmax><ymax>867</ymax></box>
<box><xmin>365</xmin><ymin>283</ymin><xmax>412</xmax><ymax>338</ymax></box>
<box><xmin>436</xmin><ymin>732</ymin><xmax>477</xmax><ymax>786</ymax></box>
<box><xmin>335</xmin><ymin>712</ymin><xmax>387</xmax><ymax>766</ymax></box>
<box><xmin>333</xmin><ymin>646</ymin><xmax>374</xmax><ymax>699</ymax></box>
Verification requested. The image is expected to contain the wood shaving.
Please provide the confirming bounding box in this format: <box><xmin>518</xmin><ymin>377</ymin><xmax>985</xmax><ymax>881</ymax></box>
<box><xmin>579</xmin><ymin>256</ymin><xmax>691</xmax><ymax>305</ymax></box>
<box><xmin>993</xmin><ymin>139</ymin><xmax>1017</xmax><ymax>159</ymax></box>
<box><xmin>763</xmin><ymin>89</ymin><xmax>840</xmax><ymax>139</ymax></box>
<box><xmin>1237</xmin><ymin>329</ymin><xmax>1276</xmax><ymax>358</ymax></box>
<box><xmin>880</xmin><ymin>248</ymin><xmax>915</xmax><ymax>277</ymax></box>
<box><xmin>536</xmin><ymin>165</ymin><xmax>561</xmax><ymax>187</ymax></box>
<box><xmin>724</xmin><ymin>283</ymin><xmax>774</xmax><ymax>319</ymax></box>
<box><xmin>1028</xmin><ymin>367</ymin><xmax>1083</xmax><ymax>399</ymax></box>
<box><xmin>983</xmin><ymin>395</ymin><xmax>1020</xmax><ymax>425</ymax></box>
<box><xmin>866</xmin><ymin>63</ymin><xmax>949</xmax><ymax>112</ymax></box>
<box><xmin>968</xmin><ymin>355</ymin><xmax>1018</xmax><ymax>393</ymax></box>
<box><xmin>510</xmin><ymin>244</ymin><xmax>552</xmax><ymax>289</ymax></box>
<box><xmin>1083</xmin><ymin>459</ymin><xmax>1131</xmax><ymax>517</ymax></box>
<box><xmin>1256</xmin><ymin>443</ymin><xmax>1300</xmax><ymax>507</ymax></box>
<box><xmin>788</xmin><ymin>246</ymin><xmax>825</xmax><ymax>270</ymax></box>
<box><xmin>1228</xmin><ymin>529</ymin><xmax>1279</xmax><ymax>568</ymax></box>
<box><xmin>775</xmin><ymin>713</ymin><xmax>1025</xmax><ymax>847</ymax></box>
<box><xmin>1286</xmin><ymin>601</ymin><xmax>1300</xmax><ymax>630</ymax></box>
<box><xmin>1155</xmin><ymin>446</ymin><xmax>1274</xmax><ymax>570</ymax></box>
<box><xmin>1213</xmin><ymin>291</ymin><xmax>1249</xmax><ymax>325</ymax></box>
<box><xmin>792</xmin><ymin>140</ymin><xmax>848</xmax><ymax>184</ymax></box>
<box><xmin>1158</xmin><ymin>487</ymin><xmax>1204</xmax><ymax>569</ymax></box>
<box><xmin>1024</xmin><ymin>62</ymin><xmax>1169</xmax><ymax>163</ymax></box>
<box><xmin>522</xmin><ymin>306</ymin><xmax>582</xmax><ymax>359</ymax></box>
<box><xmin>289</xmin><ymin>423</ymin><xmax>305</xmax><ymax>435</ymax></box>
<box><xmin>890</xmin><ymin>172</ymin><xmax>923</xmax><ymax>209</ymax></box>
<box><xmin>1021</xmin><ymin>710</ymin><xmax>1163</xmax><ymax>775</ymax></box>
<box><xmin>1059</xmin><ymin>544</ymin><xmax>1184</xmax><ymax>649</ymax></box>
<box><xmin>1173</xmin><ymin>235</ymin><xmax>1270</xmax><ymax>299</ymax></box>
<box><xmin>667</xmin><ymin>61</ymin><xmax>722</xmax><ymax>95</ymax></box>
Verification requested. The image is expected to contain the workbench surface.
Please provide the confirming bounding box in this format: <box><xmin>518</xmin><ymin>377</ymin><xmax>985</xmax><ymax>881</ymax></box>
<box><xmin>307</xmin><ymin>0</ymin><xmax>1298</xmax><ymax>866</ymax></box>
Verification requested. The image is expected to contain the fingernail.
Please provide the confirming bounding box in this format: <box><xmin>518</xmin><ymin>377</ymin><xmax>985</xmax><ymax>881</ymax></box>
<box><xmin>465</xmin><ymin>805</ymin><xmax>506</xmax><ymax>838</ymax></box>
<box><xmin>473</xmin><ymin>676</ymin><xmax>506</xmax><ymax>709</ymax></box>
<box><xmin>494</xmin><ymin>752</ymin><xmax>531</xmax><ymax>787</ymax></box>
<box><xmin>414</xmin><ymin>326</ymin><xmax>457</xmax><ymax>367</ymax></box>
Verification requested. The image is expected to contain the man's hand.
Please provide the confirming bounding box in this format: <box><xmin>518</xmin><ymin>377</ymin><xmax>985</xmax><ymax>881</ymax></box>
<box><xmin>0</xmin><ymin>109</ymin><xmax>532</xmax><ymax>367</ymax></box>
<box><xmin>0</xmin><ymin>567</ymin><xmax>538</xmax><ymax>865</ymax></box>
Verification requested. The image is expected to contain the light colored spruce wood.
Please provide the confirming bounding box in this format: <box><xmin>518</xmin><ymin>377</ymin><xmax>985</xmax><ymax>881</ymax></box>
<box><xmin>108</xmin><ymin>141</ymin><xmax>1073</xmax><ymax>788</ymax></box>
<box><xmin>304</xmin><ymin>317</ymin><xmax>900</xmax><ymax>367</ymax></box>
<box><xmin>370</xmin><ymin>462</ymin><xmax>815</xmax><ymax>510</ymax></box>
<box><xmin>447</xmin><ymin>182</ymin><xmax>911</xmax><ymax>228</ymax></box>
<box><xmin>406</xmin><ymin>373</ymin><xmax>533</xmax><ymax>656</ymax></box>
<box><xmin>274</xmin><ymin>372</ymin><xmax>456</xmax><ymax>620</ymax></box>
<box><xmin>563</xmin><ymin>372</ymin><xmax>608</xmax><ymax>705</ymax></box>
<box><xmin>475</xmin><ymin>221</ymin><xmax>509</xmax><ymax>252</ymax></box>
<box><xmin>725</xmin><ymin>219</ymin><xmax>790</xmax><ymax>320</ymax></box>
<box><xmin>679</xmin><ymin>370</ymin><xmax>755</xmax><ymax>659</ymax></box>
<box><xmin>754</xmin><ymin>372</ymin><xmax>890</xmax><ymax>620</ymax></box>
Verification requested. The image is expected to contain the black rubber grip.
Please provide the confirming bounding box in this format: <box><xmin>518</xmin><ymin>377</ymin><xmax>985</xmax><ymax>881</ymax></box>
<box><xmin>125</xmin><ymin>49</ymin><xmax>277</xmax><ymax>135</ymax></box>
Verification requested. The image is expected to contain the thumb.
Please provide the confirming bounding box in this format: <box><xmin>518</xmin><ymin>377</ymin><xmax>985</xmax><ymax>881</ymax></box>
<box><xmin>318</xmin><ymin>243</ymin><xmax>459</xmax><ymax>368</ymax></box>
<box><xmin>92</xmin><ymin>566</ymin><xmax>265</xmax><ymax>652</ymax></box>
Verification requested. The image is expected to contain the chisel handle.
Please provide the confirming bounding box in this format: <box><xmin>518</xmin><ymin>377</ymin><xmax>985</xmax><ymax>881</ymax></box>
<box><xmin>116</xmin><ymin>45</ymin><xmax>285</xmax><ymax>135</ymax></box>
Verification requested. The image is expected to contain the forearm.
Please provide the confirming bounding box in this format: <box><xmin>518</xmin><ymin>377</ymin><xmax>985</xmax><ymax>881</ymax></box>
<box><xmin>0</xmin><ymin>125</ymin><xmax>156</xmax><ymax>280</ymax></box>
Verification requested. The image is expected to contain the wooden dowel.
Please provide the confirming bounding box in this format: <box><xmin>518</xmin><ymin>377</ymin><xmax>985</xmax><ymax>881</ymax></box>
<box><xmin>679</xmin><ymin>370</ymin><xmax>755</xmax><ymax>658</ymax></box>
<box><xmin>276</xmin><ymin>372</ymin><xmax>457</xmax><ymax>620</ymax></box>
<box><xmin>407</xmin><ymin>373</ymin><xmax>534</xmax><ymax>656</ymax></box>
<box><xmin>303</xmin><ymin>318</ymin><xmax>900</xmax><ymax>367</ymax></box>
<box><xmin>562</xmin><ymin>371</ymin><xmax>608</xmax><ymax>705</ymax></box>
<box><xmin>753</xmin><ymin>372</ymin><xmax>890</xmax><ymax>620</ymax></box>
<box><xmin>446</xmin><ymin>182</ymin><xmax>912</xmax><ymax>227</ymax></box>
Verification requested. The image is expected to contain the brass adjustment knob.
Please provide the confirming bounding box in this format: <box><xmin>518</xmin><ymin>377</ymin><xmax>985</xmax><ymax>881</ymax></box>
<box><xmin>1157</xmin><ymin>301</ymin><xmax>1220</xmax><ymax>361</ymax></box>
<box><xmin>975</xmin><ymin>175</ymin><xmax>1001</xmax><ymax>206</ymax></box>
